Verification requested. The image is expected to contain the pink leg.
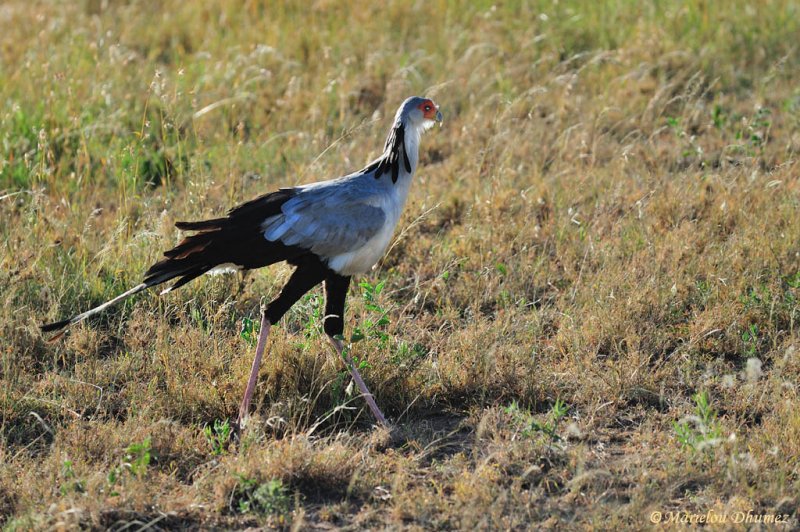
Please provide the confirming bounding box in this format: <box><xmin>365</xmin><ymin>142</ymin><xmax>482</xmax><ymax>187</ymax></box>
<box><xmin>329</xmin><ymin>338</ymin><xmax>389</xmax><ymax>427</ymax></box>
<box><xmin>237</xmin><ymin>314</ymin><xmax>272</xmax><ymax>427</ymax></box>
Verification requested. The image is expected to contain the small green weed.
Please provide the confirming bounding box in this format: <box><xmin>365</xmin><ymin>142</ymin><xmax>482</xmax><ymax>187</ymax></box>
<box><xmin>505</xmin><ymin>398</ymin><xmax>569</xmax><ymax>449</ymax></box>
<box><xmin>673</xmin><ymin>392</ymin><xmax>724</xmax><ymax>455</ymax></box>
<box><xmin>190</xmin><ymin>305</ymin><xmax>209</xmax><ymax>333</ymax></box>
<box><xmin>240</xmin><ymin>316</ymin><xmax>258</xmax><ymax>347</ymax></box>
<box><xmin>740</xmin><ymin>285</ymin><xmax>766</xmax><ymax>310</ymax></box>
<box><xmin>233</xmin><ymin>475</ymin><xmax>290</xmax><ymax>517</ymax></box>
<box><xmin>203</xmin><ymin>419</ymin><xmax>232</xmax><ymax>456</ymax></box>
<box><xmin>106</xmin><ymin>437</ymin><xmax>152</xmax><ymax>495</ymax></box>
<box><xmin>351</xmin><ymin>280</ymin><xmax>391</xmax><ymax>345</ymax></box>
<box><xmin>741</xmin><ymin>324</ymin><xmax>760</xmax><ymax>357</ymax></box>
<box><xmin>529</xmin><ymin>398</ymin><xmax>569</xmax><ymax>446</ymax></box>
<box><xmin>392</xmin><ymin>341</ymin><xmax>428</xmax><ymax>366</ymax></box>
<box><xmin>59</xmin><ymin>460</ymin><xmax>85</xmax><ymax>496</ymax></box>
<box><xmin>123</xmin><ymin>437</ymin><xmax>152</xmax><ymax>476</ymax></box>
<box><xmin>711</xmin><ymin>104</ymin><xmax>727</xmax><ymax>129</ymax></box>
<box><xmin>784</xmin><ymin>271</ymin><xmax>800</xmax><ymax>289</ymax></box>
<box><xmin>694</xmin><ymin>279</ymin><xmax>712</xmax><ymax>307</ymax></box>
<box><xmin>303</xmin><ymin>293</ymin><xmax>323</xmax><ymax>337</ymax></box>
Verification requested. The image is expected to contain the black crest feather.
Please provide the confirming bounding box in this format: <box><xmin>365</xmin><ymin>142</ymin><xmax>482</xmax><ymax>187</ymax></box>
<box><xmin>367</xmin><ymin>122</ymin><xmax>411</xmax><ymax>183</ymax></box>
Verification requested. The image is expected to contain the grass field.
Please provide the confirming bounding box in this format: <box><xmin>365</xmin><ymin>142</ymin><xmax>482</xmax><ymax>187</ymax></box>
<box><xmin>2</xmin><ymin>0</ymin><xmax>800</xmax><ymax>529</ymax></box>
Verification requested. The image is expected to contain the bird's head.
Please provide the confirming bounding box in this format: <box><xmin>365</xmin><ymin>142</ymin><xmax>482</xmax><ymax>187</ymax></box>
<box><xmin>396</xmin><ymin>96</ymin><xmax>443</xmax><ymax>132</ymax></box>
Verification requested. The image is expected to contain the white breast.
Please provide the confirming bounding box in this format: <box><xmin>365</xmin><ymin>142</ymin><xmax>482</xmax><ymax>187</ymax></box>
<box><xmin>326</xmin><ymin>178</ymin><xmax>412</xmax><ymax>276</ymax></box>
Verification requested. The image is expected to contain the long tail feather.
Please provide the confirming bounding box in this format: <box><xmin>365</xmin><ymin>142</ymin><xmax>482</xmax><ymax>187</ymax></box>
<box><xmin>40</xmin><ymin>283</ymin><xmax>150</xmax><ymax>335</ymax></box>
<box><xmin>42</xmin><ymin>189</ymin><xmax>303</xmax><ymax>338</ymax></box>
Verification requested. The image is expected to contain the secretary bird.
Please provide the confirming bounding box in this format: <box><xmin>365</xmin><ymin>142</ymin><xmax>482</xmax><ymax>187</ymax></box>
<box><xmin>42</xmin><ymin>96</ymin><xmax>443</xmax><ymax>428</ymax></box>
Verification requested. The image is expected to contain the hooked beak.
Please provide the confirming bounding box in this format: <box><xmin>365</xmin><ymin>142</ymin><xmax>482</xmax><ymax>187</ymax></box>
<box><xmin>435</xmin><ymin>109</ymin><xmax>443</xmax><ymax>126</ymax></box>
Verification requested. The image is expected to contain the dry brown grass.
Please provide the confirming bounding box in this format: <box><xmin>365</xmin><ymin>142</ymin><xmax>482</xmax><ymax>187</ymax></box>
<box><xmin>2</xmin><ymin>0</ymin><xmax>800</xmax><ymax>529</ymax></box>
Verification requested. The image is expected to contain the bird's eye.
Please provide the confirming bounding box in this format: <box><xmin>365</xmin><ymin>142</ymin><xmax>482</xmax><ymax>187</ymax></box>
<box><xmin>424</xmin><ymin>105</ymin><xmax>431</xmax><ymax>111</ymax></box>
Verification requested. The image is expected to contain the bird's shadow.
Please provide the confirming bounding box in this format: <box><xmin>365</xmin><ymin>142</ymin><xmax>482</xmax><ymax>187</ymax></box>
<box><xmin>384</xmin><ymin>411</ymin><xmax>474</xmax><ymax>464</ymax></box>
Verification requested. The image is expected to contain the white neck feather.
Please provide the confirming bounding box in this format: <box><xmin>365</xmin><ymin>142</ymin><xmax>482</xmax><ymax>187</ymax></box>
<box><xmin>403</xmin><ymin>123</ymin><xmax>422</xmax><ymax>174</ymax></box>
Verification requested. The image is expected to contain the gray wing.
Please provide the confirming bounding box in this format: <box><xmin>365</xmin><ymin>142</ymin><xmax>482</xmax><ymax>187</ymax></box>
<box><xmin>262</xmin><ymin>181</ymin><xmax>386</xmax><ymax>257</ymax></box>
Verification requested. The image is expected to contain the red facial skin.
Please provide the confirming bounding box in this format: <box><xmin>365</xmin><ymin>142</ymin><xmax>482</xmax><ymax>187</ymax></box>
<box><xmin>417</xmin><ymin>99</ymin><xmax>438</xmax><ymax>120</ymax></box>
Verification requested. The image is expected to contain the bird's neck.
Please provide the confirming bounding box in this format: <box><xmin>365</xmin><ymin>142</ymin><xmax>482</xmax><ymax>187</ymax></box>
<box><xmin>401</xmin><ymin>121</ymin><xmax>421</xmax><ymax>174</ymax></box>
<box><xmin>366</xmin><ymin>118</ymin><xmax>428</xmax><ymax>184</ymax></box>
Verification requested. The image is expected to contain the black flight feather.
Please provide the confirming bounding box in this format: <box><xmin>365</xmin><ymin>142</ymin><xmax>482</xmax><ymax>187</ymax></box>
<box><xmin>144</xmin><ymin>188</ymin><xmax>303</xmax><ymax>288</ymax></box>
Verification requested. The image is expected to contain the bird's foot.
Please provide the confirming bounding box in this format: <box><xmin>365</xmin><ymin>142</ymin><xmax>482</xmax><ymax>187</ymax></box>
<box><xmin>232</xmin><ymin>413</ymin><xmax>248</xmax><ymax>438</ymax></box>
<box><xmin>328</xmin><ymin>337</ymin><xmax>390</xmax><ymax>428</ymax></box>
